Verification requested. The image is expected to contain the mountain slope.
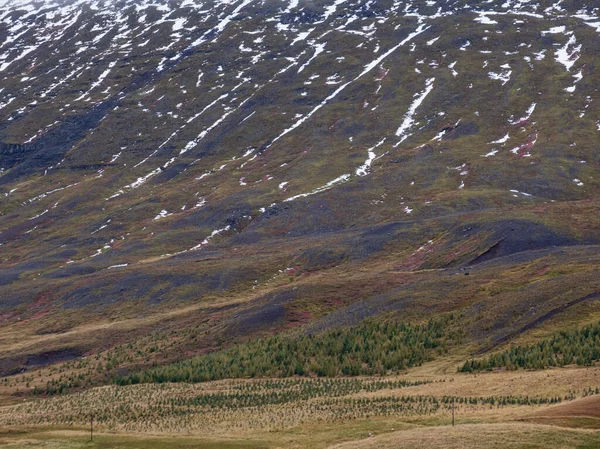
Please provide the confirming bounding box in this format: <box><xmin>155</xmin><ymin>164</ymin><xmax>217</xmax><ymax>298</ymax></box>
<box><xmin>0</xmin><ymin>0</ymin><xmax>599</xmax><ymax>381</ymax></box>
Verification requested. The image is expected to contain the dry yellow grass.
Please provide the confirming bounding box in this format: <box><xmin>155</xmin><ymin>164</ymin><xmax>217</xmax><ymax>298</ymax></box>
<box><xmin>532</xmin><ymin>395</ymin><xmax>600</xmax><ymax>419</ymax></box>
<box><xmin>2</xmin><ymin>366</ymin><xmax>599</xmax><ymax>436</ymax></box>
<box><xmin>401</xmin><ymin>365</ymin><xmax>600</xmax><ymax>398</ymax></box>
<box><xmin>328</xmin><ymin>422</ymin><xmax>600</xmax><ymax>449</ymax></box>
<box><xmin>1</xmin><ymin>354</ymin><xmax>599</xmax><ymax>449</ymax></box>
<box><xmin>2</xmin><ymin>417</ymin><xmax>600</xmax><ymax>449</ymax></box>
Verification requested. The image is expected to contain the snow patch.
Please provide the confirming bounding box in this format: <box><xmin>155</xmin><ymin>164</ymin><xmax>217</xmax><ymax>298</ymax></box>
<box><xmin>395</xmin><ymin>77</ymin><xmax>435</xmax><ymax>144</ymax></box>
<box><xmin>489</xmin><ymin>133</ymin><xmax>510</xmax><ymax>144</ymax></box>
<box><xmin>509</xmin><ymin>103</ymin><xmax>536</xmax><ymax>125</ymax></box>
<box><xmin>555</xmin><ymin>33</ymin><xmax>581</xmax><ymax>72</ymax></box>
<box><xmin>189</xmin><ymin>225</ymin><xmax>231</xmax><ymax>251</ymax></box>
<box><xmin>356</xmin><ymin>138</ymin><xmax>386</xmax><ymax>177</ymax></box>
<box><xmin>284</xmin><ymin>174</ymin><xmax>351</xmax><ymax>202</ymax></box>
<box><xmin>153</xmin><ymin>209</ymin><xmax>172</xmax><ymax>220</ymax></box>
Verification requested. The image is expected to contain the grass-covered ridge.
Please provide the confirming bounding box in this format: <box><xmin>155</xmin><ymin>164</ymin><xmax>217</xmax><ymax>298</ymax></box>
<box><xmin>460</xmin><ymin>321</ymin><xmax>600</xmax><ymax>372</ymax></box>
<box><xmin>117</xmin><ymin>315</ymin><xmax>460</xmax><ymax>385</ymax></box>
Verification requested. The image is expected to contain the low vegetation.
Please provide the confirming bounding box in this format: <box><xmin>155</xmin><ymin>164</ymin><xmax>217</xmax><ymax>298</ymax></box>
<box><xmin>3</xmin><ymin>377</ymin><xmax>595</xmax><ymax>435</ymax></box>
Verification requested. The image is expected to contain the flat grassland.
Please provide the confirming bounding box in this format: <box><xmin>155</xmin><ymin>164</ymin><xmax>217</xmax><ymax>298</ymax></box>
<box><xmin>1</xmin><ymin>364</ymin><xmax>600</xmax><ymax>448</ymax></box>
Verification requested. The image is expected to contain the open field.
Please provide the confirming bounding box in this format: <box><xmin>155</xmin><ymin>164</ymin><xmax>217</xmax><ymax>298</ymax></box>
<box><xmin>3</xmin><ymin>422</ymin><xmax>600</xmax><ymax>449</ymax></box>
<box><xmin>330</xmin><ymin>423</ymin><xmax>600</xmax><ymax>449</ymax></box>
<box><xmin>1</xmin><ymin>365</ymin><xmax>600</xmax><ymax>448</ymax></box>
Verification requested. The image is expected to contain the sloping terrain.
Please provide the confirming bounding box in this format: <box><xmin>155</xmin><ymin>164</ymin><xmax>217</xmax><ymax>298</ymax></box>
<box><xmin>0</xmin><ymin>0</ymin><xmax>599</xmax><ymax>388</ymax></box>
<box><xmin>529</xmin><ymin>394</ymin><xmax>600</xmax><ymax>428</ymax></box>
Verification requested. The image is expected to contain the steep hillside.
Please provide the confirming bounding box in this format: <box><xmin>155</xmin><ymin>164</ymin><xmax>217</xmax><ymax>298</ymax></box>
<box><xmin>0</xmin><ymin>0</ymin><xmax>599</xmax><ymax>387</ymax></box>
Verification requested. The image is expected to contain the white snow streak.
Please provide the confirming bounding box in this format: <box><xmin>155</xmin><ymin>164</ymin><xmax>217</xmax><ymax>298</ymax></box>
<box><xmin>284</xmin><ymin>174</ymin><xmax>351</xmax><ymax>202</ymax></box>
<box><xmin>395</xmin><ymin>77</ymin><xmax>435</xmax><ymax>143</ymax></box>
<box><xmin>356</xmin><ymin>138</ymin><xmax>386</xmax><ymax>176</ymax></box>
<box><xmin>509</xmin><ymin>103</ymin><xmax>536</xmax><ymax>124</ymax></box>
<box><xmin>264</xmin><ymin>24</ymin><xmax>430</xmax><ymax>152</ymax></box>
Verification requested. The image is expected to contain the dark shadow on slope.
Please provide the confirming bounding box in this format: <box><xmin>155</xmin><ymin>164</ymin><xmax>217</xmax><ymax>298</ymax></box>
<box><xmin>464</xmin><ymin>219</ymin><xmax>579</xmax><ymax>266</ymax></box>
<box><xmin>0</xmin><ymin>100</ymin><xmax>118</xmax><ymax>186</ymax></box>
<box><xmin>225</xmin><ymin>289</ymin><xmax>298</xmax><ymax>338</ymax></box>
<box><xmin>304</xmin><ymin>281</ymin><xmax>428</xmax><ymax>335</ymax></box>
<box><xmin>0</xmin><ymin>348</ymin><xmax>85</xmax><ymax>377</ymax></box>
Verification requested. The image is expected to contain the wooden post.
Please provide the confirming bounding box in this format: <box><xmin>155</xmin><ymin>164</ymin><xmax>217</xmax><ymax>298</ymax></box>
<box><xmin>90</xmin><ymin>414</ymin><xmax>93</xmax><ymax>442</ymax></box>
<box><xmin>452</xmin><ymin>397</ymin><xmax>455</xmax><ymax>427</ymax></box>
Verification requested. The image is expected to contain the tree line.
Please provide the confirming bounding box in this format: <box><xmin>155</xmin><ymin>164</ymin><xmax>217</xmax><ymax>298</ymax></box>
<box><xmin>117</xmin><ymin>314</ymin><xmax>459</xmax><ymax>385</ymax></box>
<box><xmin>461</xmin><ymin>320</ymin><xmax>600</xmax><ymax>372</ymax></box>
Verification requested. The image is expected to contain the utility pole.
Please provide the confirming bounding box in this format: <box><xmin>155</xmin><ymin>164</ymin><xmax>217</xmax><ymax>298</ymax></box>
<box><xmin>90</xmin><ymin>413</ymin><xmax>93</xmax><ymax>442</ymax></box>
<box><xmin>452</xmin><ymin>397</ymin><xmax>455</xmax><ymax>427</ymax></box>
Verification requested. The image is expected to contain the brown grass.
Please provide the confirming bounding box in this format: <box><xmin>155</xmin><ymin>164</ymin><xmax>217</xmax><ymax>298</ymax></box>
<box><xmin>328</xmin><ymin>422</ymin><xmax>600</xmax><ymax>449</ymax></box>
<box><xmin>532</xmin><ymin>395</ymin><xmax>600</xmax><ymax>419</ymax></box>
